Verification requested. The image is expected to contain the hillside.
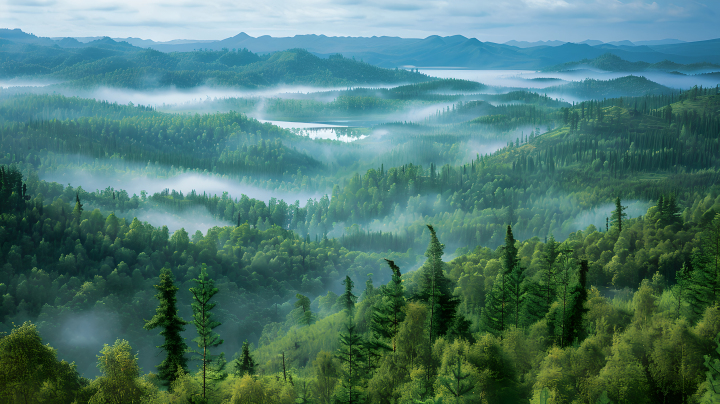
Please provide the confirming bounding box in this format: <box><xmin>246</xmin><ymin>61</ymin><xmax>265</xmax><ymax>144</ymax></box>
<box><xmin>543</xmin><ymin>53</ymin><xmax>720</xmax><ymax>73</ymax></box>
<box><xmin>0</xmin><ymin>39</ymin><xmax>430</xmax><ymax>88</ymax></box>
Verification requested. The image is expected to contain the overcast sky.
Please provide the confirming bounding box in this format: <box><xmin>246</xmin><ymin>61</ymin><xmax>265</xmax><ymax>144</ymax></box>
<box><xmin>1</xmin><ymin>0</ymin><xmax>717</xmax><ymax>43</ymax></box>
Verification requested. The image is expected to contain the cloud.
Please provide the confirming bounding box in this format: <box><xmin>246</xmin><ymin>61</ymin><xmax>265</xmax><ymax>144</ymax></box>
<box><xmin>3</xmin><ymin>0</ymin><xmax>719</xmax><ymax>43</ymax></box>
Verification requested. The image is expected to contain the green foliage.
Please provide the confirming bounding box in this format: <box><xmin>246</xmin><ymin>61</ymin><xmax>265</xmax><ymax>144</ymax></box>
<box><xmin>234</xmin><ymin>340</ymin><xmax>256</xmax><ymax>377</ymax></box>
<box><xmin>144</xmin><ymin>267</ymin><xmax>189</xmax><ymax>387</ymax></box>
<box><xmin>189</xmin><ymin>264</ymin><xmax>224</xmax><ymax>399</ymax></box>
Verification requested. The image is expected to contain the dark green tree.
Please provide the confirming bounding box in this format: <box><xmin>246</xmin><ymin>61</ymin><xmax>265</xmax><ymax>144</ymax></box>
<box><xmin>72</xmin><ymin>192</ymin><xmax>83</xmax><ymax>222</ymax></box>
<box><xmin>565</xmin><ymin>260</ymin><xmax>589</xmax><ymax>346</ymax></box>
<box><xmin>686</xmin><ymin>247</ymin><xmax>715</xmax><ymax>321</ymax></box>
<box><xmin>370</xmin><ymin>259</ymin><xmax>406</xmax><ymax>352</ymax></box>
<box><xmin>143</xmin><ymin>267</ymin><xmax>189</xmax><ymax>387</ymax></box>
<box><xmin>339</xmin><ymin>276</ymin><xmax>358</xmax><ymax>314</ymax></box>
<box><xmin>438</xmin><ymin>357</ymin><xmax>474</xmax><ymax>403</ymax></box>
<box><xmin>189</xmin><ymin>264</ymin><xmax>224</xmax><ymax>400</ymax></box>
<box><xmin>294</xmin><ymin>293</ymin><xmax>315</xmax><ymax>326</ymax></box>
<box><xmin>414</xmin><ymin>225</ymin><xmax>457</xmax><ymax>342</ymax></box>
<box><xmin>335</xmin><ymin>324</ymin><xmax>367</xmax><ymax>404</ymax></box>
<box><xmin>612</xmin><ymin>197</ymin><xmax>627</xmax><ymax>233</ymax></box>
<box><xmin>234</xmin><ymin>340</ymin><xmax>256</xmax><ymax>377</ymax></box>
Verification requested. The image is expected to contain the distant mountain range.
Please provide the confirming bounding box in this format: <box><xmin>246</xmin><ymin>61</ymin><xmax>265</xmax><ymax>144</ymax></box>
<box><xmin>2</xmin><ymin>28</ymin><xmax>720</xmax><ymax>70</ymax></box>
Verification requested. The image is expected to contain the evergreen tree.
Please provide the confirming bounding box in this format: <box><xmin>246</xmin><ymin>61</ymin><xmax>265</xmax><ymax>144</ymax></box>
<box><xmin>686</xmin><ymin>247</ymin><xmax>715</xmax><ymax>321</ymax></box>
<box><xmin>414</xmin><ymin>225</ymin><xmax>457</xmax><ymax>341</ymax></box>
<box><xmin>335</xmin><ymin>324</ymin><xmax>367</xmax><ymax>404</ymax></box>
<box><xmin>370</xmin><ymin>259</ymin><xmax>406</xmax><ymax>352</ymax></box>
<box><xmin>438</xmin><ymin>357</ymin><xmax>474</xmax><ymax>404</ymax></box>
<box><xmin>519</xmin><ymin>279</ymin><xmax>547</xmax><ymax>328</ymax></box>
<box><xmin>72</xmin><ymin>192</ymin><xmax>83</xmax><ymax>222</ymax></box>
<box><xmin>234</xmin><ymin>340</ymin><xmax>256</xmax><ymax>377</ymax></box>
<box><xmin>565</xmin><ymin>260</ymin><xmax>589</xmax><ymax>346</ymax></box>
<box><xmin>294</xmin><ymin>293</ymin><xmax>315</xmax><ymax>326</ymax></box>
<box><xmin>612</xmin><ymin>197</ymin><xmax>627</xmax><ymax>232</ymax></box>
<box><xmin>671</xmin><ymin>263</ymin><xmax>691</xmax><ymax>319</ymax></box>
<box><xmin>660</xmin><ymin>195</ymin><xmax>680</xmax><ymax>226</ymax></box>
<box><xmin>541</xmin><ymin>235</ymin><xmax>559</xmax><ymax>306</ymax></box>
<box><xmin>189</xmin><ymin>264</ymin><xmax>224</xmax><ymax>400</ymax></box>
<box><xmin>339</xmin><ymin>276</ymin><xmax>358</xmax><ymax>314</ymax></box>
<box><xmin>143</xmin><ymin>267</ymin><xmax>189</xmax><ymax>387</ymax></box>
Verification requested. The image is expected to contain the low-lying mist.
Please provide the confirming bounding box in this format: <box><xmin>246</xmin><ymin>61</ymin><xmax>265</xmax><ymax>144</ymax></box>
<box><xmin>41</xmin><ymin>169</ymin><xmax>323</xmax><ymax>206</ymax></box>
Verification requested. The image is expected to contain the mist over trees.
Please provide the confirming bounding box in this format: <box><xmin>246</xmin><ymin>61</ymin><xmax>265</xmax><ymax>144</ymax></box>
<box><xmin>1</xmin><ymin>40</ymin><xmax>720</xmax><ymax>403</ymax></box>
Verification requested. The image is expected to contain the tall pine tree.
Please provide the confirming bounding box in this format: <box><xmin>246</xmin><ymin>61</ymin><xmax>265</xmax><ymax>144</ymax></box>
<box><xmin>370</xmin><ymin>259</ymin><xmax>406</xmax><ymax>352</ymax></box>
<box><xmin>414</xmin><ymin>225</ymin><xmax>458</xmax><ymax>342</ymax></box>
<box><xmin>190</xmin><ymin>264</ymin><xmax>224</xmax><ymax>400</ymax></box>
<box><xmin>144</xmin><ymin>267</ymin><xmax>189</xmax><ymax>387</ymax></box>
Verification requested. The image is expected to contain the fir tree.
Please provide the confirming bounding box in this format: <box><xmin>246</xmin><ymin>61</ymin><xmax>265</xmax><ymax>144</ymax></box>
<box><xmin>294</xmin><ymin>293</ymin><xmax>315</xmax><ymax>326</ymax></box>
<box><xmin>72</xmin><ymin>192</ymin><xmax>83</xmax><ymax>222</ymax></box>
<box><xmin>335</xmin><ymin>324</ymin><xmax>366</xmax><ymax>404</ymax></box>
<box><xmin>612</xmin><ymin>197</ymin><xmax>627</xmax><ymax>233</ymax></box>
<box><xmin>189</xmin><ymin>264</ymin><xmax>224</xmax><ymax>400</ymax></box>
<box><xmin>143</xmin><ymin>267</ymin><xmax>189</xmax><ymax>387</ymax></box>
<box><xmin>414</xmin><ymin>225</ymin><xmax>457</xmax><ymax>341</ymax></box>
<box><xmin>370</xmin><ymin>259</ymin><xmax>406</xmax><ymax>352</ymax></box>
<box><xmin>438</xmin><ymin>357</ymin><xmax>474</xmax><ymax>404</ymax></box>
<box><xmin>565</xmin><ymin>260</ymin><xmax>589</xmax><ymax>346</ymax></box>
<box><xmin>339</xmin><ymin>276</ymin><xmax>358</xmax><ymax>314</ymax></box>
<box><xmin>234</xmin><ymin>340</ymin><xmax>256</xmax><ymax>377</ymax></box>
<box><xmin>686</xmin><ymin>247</ymin><xmax>715</xmax><ymax>321</ymax></box>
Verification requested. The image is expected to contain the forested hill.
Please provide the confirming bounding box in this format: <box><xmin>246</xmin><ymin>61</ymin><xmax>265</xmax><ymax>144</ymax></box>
<box><xmin>0</xmin><ymin>39</ymin><xmax>430</xmax><ymax>88</ymax></box>
<box><xmin>543</xmin><ymin>53</ymin><xmax>720</xmax><ymax>73</ymax></box>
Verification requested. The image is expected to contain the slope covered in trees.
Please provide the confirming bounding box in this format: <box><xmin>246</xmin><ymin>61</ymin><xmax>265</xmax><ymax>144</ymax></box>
<box><xmin>1</xmin><ymin>71</ymin><xmax>720</xmax><ymax>404</ymax></box>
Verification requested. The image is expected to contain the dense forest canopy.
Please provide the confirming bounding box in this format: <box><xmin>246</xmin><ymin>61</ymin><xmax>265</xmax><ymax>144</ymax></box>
<box><xmin>1</xmin><ymin>39</ymin><xmax>720</xmax><ymax>404</ymax></box>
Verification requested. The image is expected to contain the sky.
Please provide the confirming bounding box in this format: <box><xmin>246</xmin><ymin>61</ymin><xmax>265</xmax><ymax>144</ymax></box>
<box><xmin>1</xmin><ymin>0</ymin><xmax>718</xmax><ymax>43</ymax></box>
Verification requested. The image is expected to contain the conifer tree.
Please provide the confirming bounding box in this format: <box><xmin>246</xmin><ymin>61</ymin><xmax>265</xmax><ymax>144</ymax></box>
<box><xmin>565</xmin><ymin>260</ymin><xmax>589</xmax><ymax>346</ymax></box>
<box><xmin>189</xmin><ymin>264</ymin><xmax>224</xmax><ymax>400</ymax></box>
<box><xmin>519</xmin><ymin>279</ymin><xmax>547</xmax><ymax>328</ymax></box>
<box><xmin>72</xmin><ymin>192</ymin><xmax>83</xmax><ymax>222</ymax></box>
<box><xmin>481</xmin><ymin>226</ymin><xmax>519</xmax><ymax>334</ymax></box>
<box><xmin>335</xmin><ymin>324</ymin><xmax>367</xmax><ymax>404</ymax></box>
<box><xmin>294</xmin><ymin>293</ymin><xmax>315</xmax><ymax>326</ymax></box>
<box><xmin>144</xmin><ymin>267</ymin><xmax>189</xmax><ymax>387</ymax></box>
<box><xmin>339</xmin><ymin>276</ymin><xmax>358</xmax><ymax>314</ymax></box>
<box><xmin>612</xmin><ymin>197</ymin><xmax>627</xmax><ymax>232</ymax></box>
<box><xmin>370</xmin><ymin>259</ymin><xmax>406</xmax><ymax>352</ymax></box>
<box><xmin>438</xmin><ymin>357</ymin><xmax>474</xmax><ymax>403</ymax></box>
<box><xmin>415</xmin><ymin>225</ymin><xmax>457</xmax><ymax>341</ymax></box>
<box><xmin>541</xmin><ymin>235</ymin><xmax>559</xmax><ymax>306</ymax></box>
<box><xmin>234</xmin><ymin>340</ymin><xmax>256</xmax><ymax>377</ymax></box>
<box><xmin>686</xmin><ymin>247</ymin><xmax>715</xmax><ymax>321</ymax></box>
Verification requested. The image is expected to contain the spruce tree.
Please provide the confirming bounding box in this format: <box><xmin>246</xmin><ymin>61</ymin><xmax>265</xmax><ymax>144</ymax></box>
<box><xmin>294</xmin><ymin>293</ymin><xmax>315</xmax><ymax>326</ymax></box>
<box><xmin>144</xmin><ymin>267</ymin><xmax>189</xmax><ymax>387</ymax></box>
<box><xmin>612</xmin><ymin>197</ymin><xmax>627</xmax><ymax>232</ymax></box>
<box><xmin>335</xmin><ymin>324</ymin><xmax>366</xmax><ymax>404</ymax></box>
<box><xmin>72</xmin><ymin>192</ymin><xmax>83</xmax><ymax>222</ymax></box>
<box><xmin>565</xmin><ymin>260</ymin><xmax>589</xmax><ymax>346</ymax></box>
<box><xmin>686</xmin><ymin>247</ymin><xmax>715</xmax><ymax>321</ymax></box>
<box><xmin>339</xmin><ymin>276</ymin><xmax>358</xmax><ymax>314</ymax></box>
<box><xmin>414</xmin><ymin>225</ymin><xmax>457</xmax><ymax>341</ymax></box>
<box><xmin>234</xmin><ymin>340</ymin><xmax>256</xmax><ymax>377</ymax></box>
<box><xmin>370</xmin><ymin>259</ymin><xmax>406</xmax><ymax>352</ymax></box>
<box><xmin>190</xmin><ymin>264</ymin><xmax>224</xmax><ymax>400</ymax></box>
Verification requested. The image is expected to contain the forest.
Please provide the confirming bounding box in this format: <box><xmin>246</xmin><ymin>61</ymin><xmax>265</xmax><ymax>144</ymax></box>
<box><xmin>1</xmin><ymin>40</ymin><xmax>720</xmax><ymax>404</ymax></box>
